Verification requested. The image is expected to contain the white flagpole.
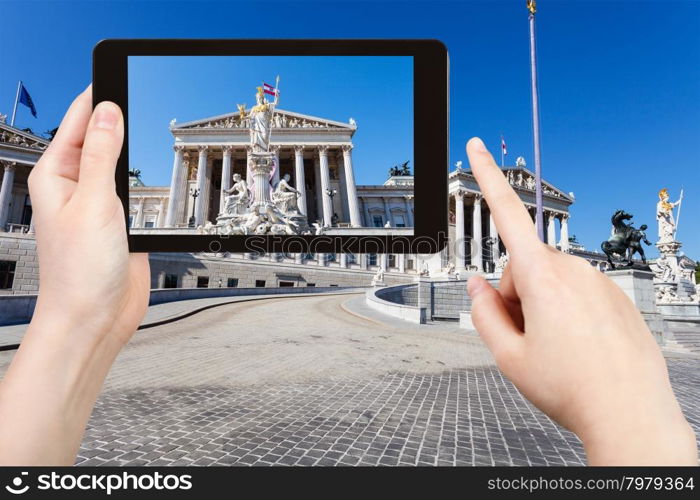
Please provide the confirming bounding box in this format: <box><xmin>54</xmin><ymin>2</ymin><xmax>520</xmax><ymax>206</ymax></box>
<box><xmin>10</xmin><ymin>81</ymin><xmax>21</xmax><ymax>127</ymax></box>
<box><xmin>500</xmin><ymin>134</ymin><xmax>505</xmax><ymax>167</ymax></box>
<box><xmin>674</xmin><ymin>187</ymin><xmax>684</xmax><ymax>240</ymax></box>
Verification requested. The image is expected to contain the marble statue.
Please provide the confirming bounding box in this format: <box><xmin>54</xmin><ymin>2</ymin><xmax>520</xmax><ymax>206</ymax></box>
<box><xmin>653</xmin><ymin>254</ymin><xmax>675</xmax><ymax>282</ymax></box>
<box><xmin>222</xmin><ymin>173</ymin><xmax>249</xmax><ymax>215</ymax></box>
<box><xmin>515</xmin><ymin>156</ymin><xmax>526</xmax><ymax>168</ymax></box>
<box><xmin>494</xmin><ymin>252</ymin><xmax>509</xmax><ymax>273</ymax></box>
<box><xmin>247</xmin><ymin>85</ymin><xmax>278</xmax><ymax>152</ymax></box>
<box><xmin>271</xmin><ymin>174</ymin><xmax>301</xmax><ymax>214</ymax></box>
<box><xmin>656</xmin><ymin>285</ymin><xmax>680</xmax><ymax>304</ymax></box>
<box><xmin>656</xmin><ymin>188</ymin><xmax>683</xmax><ymax>243</ymax></box>
<box><xmin>371</xmin><ymin>268</ymin><xmax>385</xmax><ymax>286</ymax></box>
<box><xmin>444</xmin><ymin>261</ymin><xmax>455</xmax><ymax>275</ymax></box>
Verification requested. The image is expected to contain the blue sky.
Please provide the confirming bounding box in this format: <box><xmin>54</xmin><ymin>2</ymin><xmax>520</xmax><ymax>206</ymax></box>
<box><xmin>2</xmin><ymin>0</ymin><xmax>699</xmax><ymax>258</ymax></box>
<box><xmin>128</xmin><ymin>55</ymin><xmax>413</xmax><ymax>186</ymax></box>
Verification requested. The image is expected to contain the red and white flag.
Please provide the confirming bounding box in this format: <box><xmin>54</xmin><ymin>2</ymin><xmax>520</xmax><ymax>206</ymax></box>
<box><xmin>263</xmin><ymin>83</ymin><xmax>278</xmax><ymax>96</ymax></box>
<box><xmin>501</xmin><ymin>135</ymin><xmax>507</xmax><ymax>156</ymax></box>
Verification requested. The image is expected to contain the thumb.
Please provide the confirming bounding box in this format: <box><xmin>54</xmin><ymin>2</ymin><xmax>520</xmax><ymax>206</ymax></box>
<box><xmin>467</xmin><ymin>276</ymin><xmax>524</xmax><ymax>370</ymax></box>
<box><xmin>76</xmin><ymin>101</ymin><xmax>124</xmax><ymax>200</ymax></box>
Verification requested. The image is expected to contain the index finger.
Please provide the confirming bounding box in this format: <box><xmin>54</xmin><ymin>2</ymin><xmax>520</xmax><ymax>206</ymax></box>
<box><xmin>466</xmin><ymin>137</ymin><xmax>541</xmax><ymax>256</ymax></box>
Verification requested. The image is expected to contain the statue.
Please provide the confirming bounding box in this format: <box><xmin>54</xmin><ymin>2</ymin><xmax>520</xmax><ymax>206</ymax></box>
<box><xmin>247</xmin><ymin>83</ymin><xmax>278</xmax><ymax>152</ymax></box>
<box><xmin>371</xmin><ymin>268</ymin><xmax>385</xmax><ymax>286</ymax></box>
<box><xmin>656</xmin><ymin>188</ymin><xmax>683</xmax><ymax>243</ymax></box>
<box><xmin>515</xmin><ymin>156</ymin><xmax>526</xmax><ymax>168</ymax></box>
<box><xmin>222</xmin><ymin>173</ymin><xmax>249</xmax><ymax>215</ymax></box>
<box><xmin>494</xmin><ymin>252</ymin><xmax>509</xmax><ymax>273</ymax></box>
<box><xmin>271</xmin><ymin>173</ymin><xmax>301</xmax><ymax>214</ymax></box>
<box><xmin>627</xmin><ymin>224</ymin><xmax>651</xmax><ymax>264</ymax></box>
<box><xmin>600</xmin><ymin>210</ymin><xmax>650</xmax><ymax>269</ymax></box>
<box><xmin>653</xmin><ymin>254</ymin><xmax>675</xmax><ymax>282</ymax></box>
<box><xmin>444</xmin><ymin>261</ymin><xmax>455</xmax><ymax>275</ymax></box>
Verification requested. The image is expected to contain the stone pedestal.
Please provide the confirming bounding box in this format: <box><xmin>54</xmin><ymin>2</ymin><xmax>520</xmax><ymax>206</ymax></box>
<box><xmin>606</xmin><ymin>269</ymin><xmax>666</xmax><ymax>345</ymax></box>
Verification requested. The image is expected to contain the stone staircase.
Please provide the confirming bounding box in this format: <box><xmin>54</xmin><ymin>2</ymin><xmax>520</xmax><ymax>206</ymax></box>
<box><xmin>664</xmin><ymin>319</ymin><xmax>700</xmax><ymax>354</ymax></box>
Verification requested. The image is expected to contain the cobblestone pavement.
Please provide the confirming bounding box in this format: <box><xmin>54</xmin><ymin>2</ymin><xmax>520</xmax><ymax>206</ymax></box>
<box><xmin>0</xmin><ymin>293</ymin><xmax>698</xmax><ymax>466</ymax></box>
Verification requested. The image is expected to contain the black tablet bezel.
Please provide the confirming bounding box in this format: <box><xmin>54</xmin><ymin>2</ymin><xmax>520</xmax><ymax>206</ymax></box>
<box><xmin>93</xmin><ymin>39</ymin><xmax>448</xmax><ymax>254</ymax></box>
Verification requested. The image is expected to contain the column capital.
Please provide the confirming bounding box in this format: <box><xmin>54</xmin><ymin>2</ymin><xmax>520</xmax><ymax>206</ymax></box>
<box><xmin>198</xmin><ymin>145</ymin><xmax>209</xmax><ymax>155</ymax></box>
<box><xmin>270</xmin><ymin>145</ymin><xmax>280</xmax><ymax>154</ymax></box>
<box><xmin>341</xmin><ymin>144</ymin><xmax>353</xmax><ymax>154</ymax></box>
<box><xmin>472</xmin><ymin>192</ymin><xmax>483</xmax><ymax>203</ymax></box>
<box><xmin>317</xmin><ymin>144</ymin><xmax>329</xmax><ymax>155</ymax></box>
<box><xmin>2</xmin><ymin>161</ymin><xmax>17</xmax><ymax>172</ymax></box>
<box><xmin>453</xmin><ymin>189</ymin><xmax>466</xmax><ymax>200</ymax></box>
<box><xmin>222</xmin><ymin>145</ymin><xmax>234</xmax><ymax>154</ymax></box>
<box><xmin>293</xmin><ymin>145</ymin><xmax>305</xmax><ymax>154</ymax></box>
<box><xmin>558</xmin><ymin>212</ymin><xmax>569</xmax><ymax>221</ymax></box>
<box><xmin>244</xmin><ymin>145</ymin><xmax>253</xmax><ymax>154</ymax></box>
<box><xmin>173</xmin><ymin>144</ymin><xmax>185</xmax><ymax>153</ymax></box>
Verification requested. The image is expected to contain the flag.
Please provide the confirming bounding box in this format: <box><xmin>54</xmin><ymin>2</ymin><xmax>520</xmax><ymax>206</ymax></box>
<box><xmin>263</xmin><ymin>83</ymin><xmax>277</xmax><ymax>96</ymax></box>
<box><xmin>19</xmin><ymin>83</ymin><xmax>37</xmax><ymax>118</ymax></box>
<box><xmin>501</xmin><ymin>135</ymin><xmax>507</xmax><ymax>156</ymax></box>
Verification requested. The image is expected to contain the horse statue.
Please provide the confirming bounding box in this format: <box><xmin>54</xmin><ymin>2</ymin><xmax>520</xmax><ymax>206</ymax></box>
<box><xmin>600</xmin><ymin>209</ymin><xmax>640</xmax><ymax>269</ymax></box>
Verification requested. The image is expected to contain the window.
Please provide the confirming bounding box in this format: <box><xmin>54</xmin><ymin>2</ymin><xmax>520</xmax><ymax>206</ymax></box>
<box><xmin>128</xmin><ymin>215</ymin><xmax>134</xmax><ymax>228</ymax></box>
<box><xmin>164</xmin><ymin>274</ymin><xmax>178</xmax><ymax>288</ymax></box>
<box><xmin>21</xmin><ymin>195</ymin><xmax>32</xmax><ymax>226</ymax></box>
<box><xmin>330</xmin><ymin>284</ymin><xmax>338</xmax><ymax>287</ymax></box>
<box><xmin>388</xmin><ymin>254</ymin><xmax>396</xmax><ymax>268</ymax></box>
<box><xmin>347</xmin><ymin>253</ymin><xmax>357</xmax><ymax>265</ymax></box>
<box><xmin>372</xmin><ymin>215</ymin><xmax>383</xmax><ymax>227</ymax></box>
<box><xmin>227</xmin><ymin>278</ymin><xmax>238</xmax><ymax>288</ymax></box>
<box><xmin>144</xmin><ymin>216</ymin><xmax>156</xmax><ymax>228</ymax></box>
<box><xmin>326</xmin><ymin>253</ymin><xmax>336</xmax><ymax>263</ymax></box>
<box><xmin>279</xmin><ymin>281</ymin><xmax>295</xmax><ymax>287</ymax></box>
<box><xmin>406</xmin><ymin>259</ymin><xmax>414</xmax><ymax>270</ymax></box>
<box><xmin>368</xmin><ymin>253</ymin><xmax>377</xmax><ymax>266</ymax></box>
<box><xmin>0</xmin><ymin>261</ymin><xmax>17</xmax><ymax>289</ymax></box>
<box><xmin>303</xmin><ymin>253</ymin><xmax>314</xmax><ymax>261</ymax></box>
<box><xmin>394</xmin><ymin>215</ymin><xmax>406</xmax><ymax>228</ymax></box>
<box><xmin>255</xmin><ymin>280</ymin><xmax>266</xmax><ymax>288</ymax></box>
<box><xmin>197</xmin><ymin>276</ymin><xmax>209</xmax><ymax>288</ymax></box>
<box><xmin>306</xmin><ymin>283</ymin><xmax>316</xmax><ymax>287</ymax></box>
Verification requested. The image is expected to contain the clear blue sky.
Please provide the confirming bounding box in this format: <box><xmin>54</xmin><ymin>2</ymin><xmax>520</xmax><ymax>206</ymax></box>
<box><xmin>3</xmin><ymin>0</ymin><xmax>699</xmax><ymax>258</ymax></box>
<box><xmin>128</xmin><ymin>55</ymin><xmax>413</xmax><ymax>186</ymax></box>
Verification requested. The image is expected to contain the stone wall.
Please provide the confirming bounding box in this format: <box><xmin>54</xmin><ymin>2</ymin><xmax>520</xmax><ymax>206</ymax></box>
<box><xmin>0</xmin><ymin>233</ymin><xmax>38</xmax><ymax>295</ymax></box>
<box><xmin>0</xmin><ymin>233</ymin><xmax>415</xmax><ymax>295</ymax></box>
<box><xmin>376</xmin><ymin>279</ymin><xmax>471</xmax><ymax>321</ymax></box>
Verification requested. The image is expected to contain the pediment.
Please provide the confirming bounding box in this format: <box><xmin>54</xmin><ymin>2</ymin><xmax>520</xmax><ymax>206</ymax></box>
<box><xmin>503</xmin><ymin>167</ymin><xmax>572</xmax><ymax>201</ymax></box>
<box><xmin>172</xmin><ymin>108</ymin><xmax>356</xmax><ymax>132</ymax></box>
<box><xmin>0</xmin><ymin>122</ymin><xmax>50</xmax><ymax>152</ymax></box>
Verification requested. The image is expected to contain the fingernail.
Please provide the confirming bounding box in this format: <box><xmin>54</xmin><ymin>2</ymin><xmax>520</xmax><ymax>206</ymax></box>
<box><xmin>467</xmin><ymin>276</ymin><xmax>486</xmax><ymax>298</ymax></box>
<box><xmin>471</xmin><ymin>137</ymin><xmax>487</xmax><ymax>153</ymax></box>
<box><xmin>94</xmin><ymin>102</ymin><xmax>118</xmax><ymax>130</ymax></box>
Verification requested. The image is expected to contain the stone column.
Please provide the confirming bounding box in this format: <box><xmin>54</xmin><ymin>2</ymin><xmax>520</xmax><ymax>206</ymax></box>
<box><xmin>294</xmin><ymin>146</ymin><xmax>307</xmax><ymax>216</ymax></box>
<box><xmin>271</xmin><ymin>145</ymin><xmax>280</xmax><ymax>186</ymax></box>
<box><xmin>165</xmin><ymin>146</ymin><xmax>185</xmax><ymax>227</ymax></box>
<box><xmin>194</xmin><ymin>145</ymin><xmax>209</xmax><ymax>226</ymax></box>
<box><xmin>0</xmin><ymin>162</ymin><xmax>16</xmax><ymax>231</ymax></box>
<box><xmin>341</xmin><ymin>145</ymin><xmax>362</xmax><ymax>226</ymax></box>
<box><xmin>547</xmin><ymin>212</ymin><xmax>557</xmax><ymax>247</ymax></box>
<box><xmin>398</xmin><ymin>254</ymin><xmax>405</xmax><ymax>273</ymax></box>
<box><xmin>560</xmin><ymin>214</ymin><xmax>570</xmax><ymax>252</ymax></box>
<box><xmin>489</xmin><ymin>213</ymin><xmax>500</xmax><ymax>262</ymax></box>
<box><xmin>219</xmin><ymin>145</ymin><xmax>233</xmax><ymax>215</ymax></box>
<box><xmin>380</xmin><ymin>253</ymin><xmax>388</xmax><ymax>271</ymax></box>
<box><xmin>382</xmin><ymin>197</ymin><xmax>392</xmax><ymax>226</ymax></box>
<box><xmin>340</xmin><ymin>253</ymin><xmax>348</xmax><ymax>268</ymax></box>
<box><xmin>361</xmin><ymin>253</ymin><xmax>368</xmax><ymax>270</ymax></box>
<box><xmin>157</xmin><ymin>197</ymin><xmax>167</xmax><ymax>227</ymax></box>
<box><xmin>364</xmin><ymin>200</ymin><xmax>372</xmax><ymax>227</ymax></box>
<box><xmin>454</xmin><ymin>190</ymin><xmax>465</xmax><ymax>271</ymax></box>
<box><xmin>317</xmin><ymin>253</ymin><xmax>325</xmax><ymax>266</ymax></box>
<box><xmin>404</xmin><ymin>195</ymin><xmax>414</xmax><ymax>227</ymax></box>
<box><xmin>245</xmin><ymin>145</ymin><xmax>253</xmax><ymax>186</ymax></box>
<box><xmin>472</xmin><ymin>193</ymin><xmax>483</xmax><ymax>272</ymax></box>
<box><xmin>318</xmin><ymin>146</ymin><xmax>333</xmax><ymax>226</ymax></box>
<box><xmin>295</xmin><ymin>253</ymin><xmax>303</xmax><ymax>264</ymax></box>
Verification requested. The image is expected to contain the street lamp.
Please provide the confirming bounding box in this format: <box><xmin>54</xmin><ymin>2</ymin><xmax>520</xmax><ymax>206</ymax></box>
<box><xmin>325</xmin><ymin>189</ymin><xmax>338</xmax><ymax>226</ymax></box>
<box><xmin>188</xmin><ymin>187</ymin><xmax>200</xmax><ymax>228</ymax></box>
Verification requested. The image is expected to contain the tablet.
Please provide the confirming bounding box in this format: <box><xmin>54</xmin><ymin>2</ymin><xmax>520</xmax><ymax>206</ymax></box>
<box><xmin>93</xmin><ymin>39</ymin><xmax>448</xmax><ymax>254</ymax></box>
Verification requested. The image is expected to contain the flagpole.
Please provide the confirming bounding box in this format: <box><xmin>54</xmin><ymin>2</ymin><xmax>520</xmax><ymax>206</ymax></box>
<box><xmin>10</xmin><ymin>81</ymin><xmax>21</xmax><ymax>127</ymax></box>
<box><xmin>500</xmin><ymin>134</ymin><xmax>505</xmax><ymax>167</ymax></box>
<box><xmin>528</xmin><ymin>2</ymin><xmax>545</xmax><ymax>242</ymax></box>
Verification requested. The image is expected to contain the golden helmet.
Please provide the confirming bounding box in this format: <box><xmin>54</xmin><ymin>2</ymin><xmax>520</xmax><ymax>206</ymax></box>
<box><xmin>658</xmin><ymin>188</ymin><xmax>669</xmax><ymax>199</ymax></box>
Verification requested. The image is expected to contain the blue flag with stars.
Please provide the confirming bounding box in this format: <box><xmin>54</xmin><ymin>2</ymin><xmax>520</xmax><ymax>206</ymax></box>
<box><xmin>19</xmin><ymin>83</ymin><xmax>37</xmax><ymax>118</ymax></box>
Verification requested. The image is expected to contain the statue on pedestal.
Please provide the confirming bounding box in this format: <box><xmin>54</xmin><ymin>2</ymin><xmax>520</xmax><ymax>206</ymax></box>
<box><xmin>600</xmin><ymin>210</ymin><xmax>650</xmax><ymax>269</ymax></box>
<box><xmin>656</xmin><ymin>188</ymin><xmax>683</xmax><ymax>243</ymax></box>
<box><xmin>271</xmin><ymin>174</ymin><xmax>301</xmax><ymax>214</ymax></box>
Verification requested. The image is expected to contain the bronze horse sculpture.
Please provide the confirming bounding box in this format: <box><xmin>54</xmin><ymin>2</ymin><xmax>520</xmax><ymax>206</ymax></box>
<box><xmin>601</xmin><ymin>210</ymin><xmax>651</xmax><ymax>269</ymax></box>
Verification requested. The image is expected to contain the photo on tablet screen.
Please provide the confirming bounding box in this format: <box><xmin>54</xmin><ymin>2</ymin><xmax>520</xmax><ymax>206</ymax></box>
<box><xmin>127</xmin><ymin>55</ymin><xmax>414</xmax><ymax>239</ymax></box>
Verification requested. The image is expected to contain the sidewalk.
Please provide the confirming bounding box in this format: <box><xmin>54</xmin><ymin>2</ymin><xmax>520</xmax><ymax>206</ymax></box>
<box><xmin>0</xmin><ymin>289</ymin><xmax>364</xmax><ymax>350</ymax></box>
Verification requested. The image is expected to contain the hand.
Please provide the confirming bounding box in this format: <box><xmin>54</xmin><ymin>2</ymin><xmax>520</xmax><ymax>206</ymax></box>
<box><xmin>0</xmin><ymin>87</ymin><xmax>150</xmax><ymax>465</ymax></box>
<box><xmin>465</xmin><ymin>137</ymin><xmax>697</xmax><ymax>465</ymax></box>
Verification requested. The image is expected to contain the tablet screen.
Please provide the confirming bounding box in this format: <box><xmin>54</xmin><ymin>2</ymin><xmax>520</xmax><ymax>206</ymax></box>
<box><xmin>126</xmin><ymin>55</ymin><xmax>414</xmax><ymax>238</ymax></box>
